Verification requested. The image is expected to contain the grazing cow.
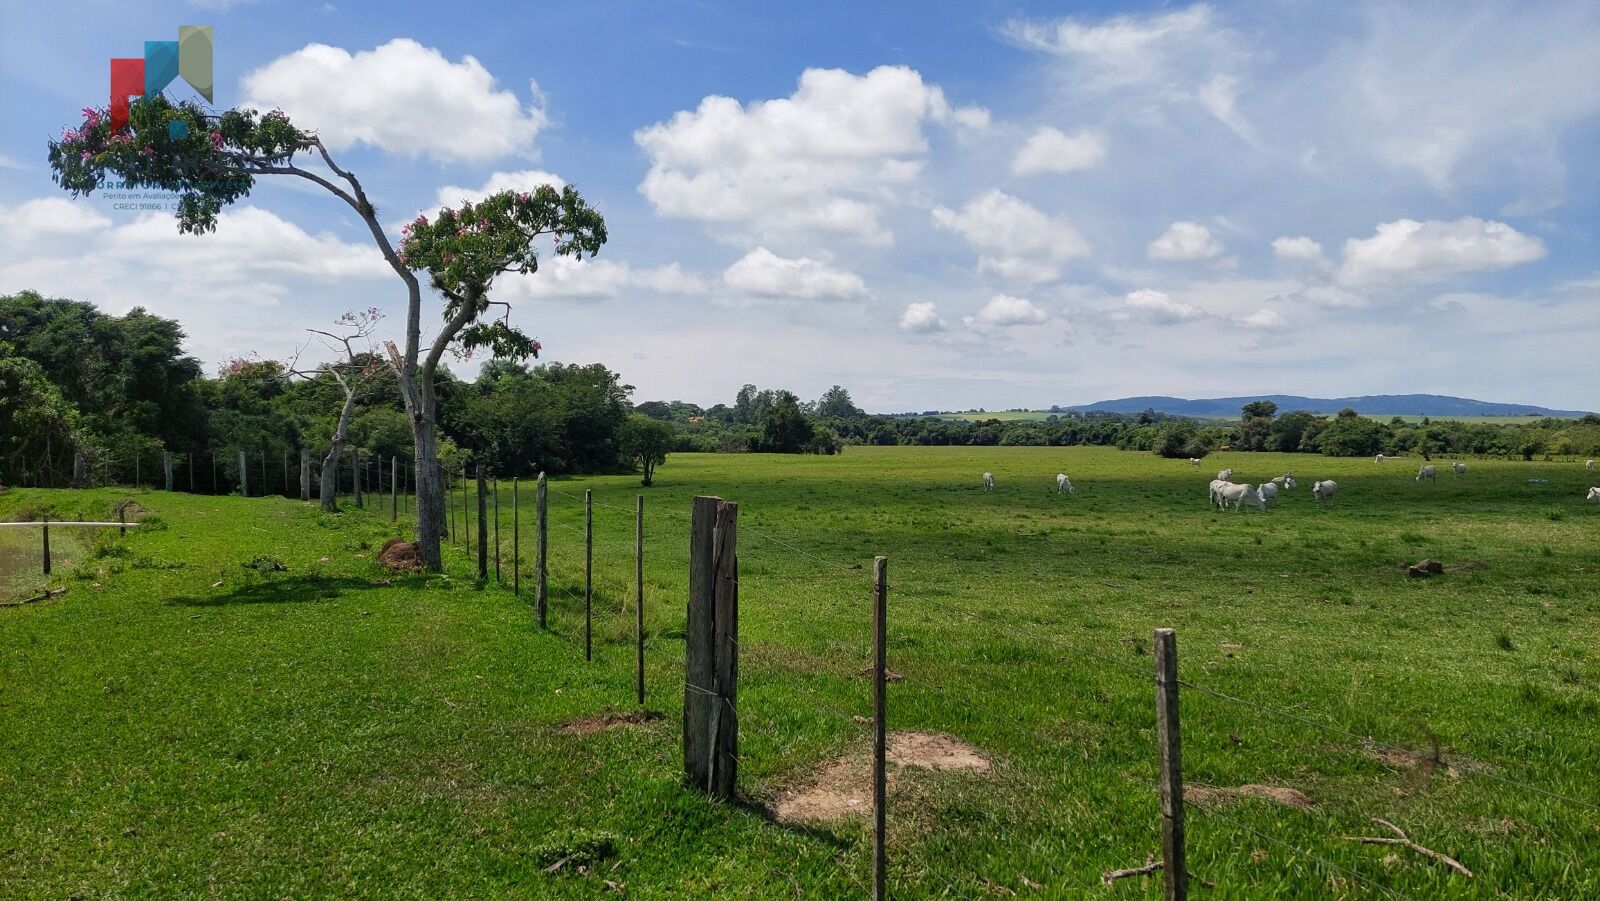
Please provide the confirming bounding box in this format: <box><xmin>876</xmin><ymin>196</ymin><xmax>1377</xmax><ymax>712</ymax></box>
<box><xmin>1417</xmin><ymin>465</ymin><xmax>1437</xmax><ymax>482</ymax></box>
<box><xmin>1259</xmin><ymin>482</ymin><xmax>1279</xmax><ymax>504</ymax></box>
<box><xmin>1313</xmin><ymin>480</ymin><xmax>1338</xmax><ymax>503</ymax></box>
<box><xmin>1055</xmin><ymin>473</ymin><xmax>1075</xmax><ymax>494</ymax></box>
<box><xmin>1270</xmin><ymin>473</ymin><xmax>1296</xmax><ymax>489</ymax></box>
<box><xmin>982</xmin><ymin>472</ymin><xmax>995</xmax><ymax>491</ymax></box>
<box><xmin>1451</xmin><ymin>462</ymin><xmax>1467</xmax><ymax>476</ymax></box>
<box><xmin>1217</xmin><ymin>482</ymin><xmax>1266</xmax><ymax>512</ymax></box>
<box><xmin>1209</xmin><ymin>478</ymin><xmax>1227</xmax><ymax>507</ymax></box>
<box><xmin>1217</xmin><ymin>468</ymin><xmax>1233</xmax><ymax>482</ymax></box>
<box><xmin>1189</xmin><ymin>457</ymin><xmax>1201</xmax><ymax>467</ymax></box>
<box><xmin>1375</xmin><ymin>453</ymin><xmax>1386</xmax><ymax>463</ymax></box>
<box><xmin>1588</xmin><ymin>487</ymin><xmax>1600</xmax><ymax>502</ymax></box>
<box><xmin>1587</xmin><ymin>460</ymin><xmax>1596</xmax><ymax>471</ymax></box>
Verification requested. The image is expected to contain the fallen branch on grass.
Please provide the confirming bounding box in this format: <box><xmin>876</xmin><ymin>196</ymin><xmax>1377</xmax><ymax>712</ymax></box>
<box><xmin>1343</xmin><ymin>818</ymin><xmax>1473</xmax><ymax>877</ymax></box>
<box><xmin>1</xmin><ymin>587</ymin><xmax>67</xmax><ymax>608</ymax></box>
<box><xmin>1101</xmin><ymin>855</ymin><xmax>1161</xmax><ymax>885</ymax></box>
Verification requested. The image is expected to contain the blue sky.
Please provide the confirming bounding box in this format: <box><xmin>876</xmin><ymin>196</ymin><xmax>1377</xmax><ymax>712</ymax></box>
<box><xmin>2</xmin><ymin>0</ymin><xmax>1596</xmax><ymax>411</ymax></box>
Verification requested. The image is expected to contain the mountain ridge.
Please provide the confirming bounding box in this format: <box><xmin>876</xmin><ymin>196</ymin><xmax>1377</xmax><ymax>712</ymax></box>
<box><xmin>1063</xmin><ymin>394</ymin><xmax>1591</xmax><ymax>419</ymax></box>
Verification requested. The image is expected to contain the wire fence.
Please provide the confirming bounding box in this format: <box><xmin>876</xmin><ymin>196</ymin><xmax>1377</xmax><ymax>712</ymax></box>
<box><xmin>16</xmin><ymin>466</ymin><xmax>1591</xmax><ymax>896</ymax></box>
<box><xmin>494</xmin><ymin>475</ymin><xmax>1600</xmax><ymax>897</ymax></box>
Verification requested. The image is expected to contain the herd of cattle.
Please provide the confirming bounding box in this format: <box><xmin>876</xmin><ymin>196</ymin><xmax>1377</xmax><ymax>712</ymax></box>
<box><xmin>978</xmin><ymin>457</ymin><xmax>1600</xmax><ymax>512</ymax></box>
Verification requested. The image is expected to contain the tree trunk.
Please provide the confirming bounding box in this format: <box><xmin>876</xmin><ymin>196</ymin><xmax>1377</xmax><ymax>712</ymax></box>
<box><xmin>319</xmin><ymin>389</ymin><xmax>358</xmax><ymax>513</ymax></box>
<box><xmin>299</xmin><ymin>447</ymin><xmax>311</xmax><ymax>501</ymax></box>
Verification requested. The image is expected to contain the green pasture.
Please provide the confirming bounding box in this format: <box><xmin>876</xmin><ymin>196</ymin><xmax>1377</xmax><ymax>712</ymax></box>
<box><xmin>2</xmin><ymin>447</ymin><xmax>1597</xmax><ymax>898</ymax></box>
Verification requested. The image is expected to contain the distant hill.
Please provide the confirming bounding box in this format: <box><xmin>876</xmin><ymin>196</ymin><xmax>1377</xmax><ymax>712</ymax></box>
<box><xmin>1064</xmin><ymin>394</ymin><xmax>1591</xmax><ymax>419</ymax></box>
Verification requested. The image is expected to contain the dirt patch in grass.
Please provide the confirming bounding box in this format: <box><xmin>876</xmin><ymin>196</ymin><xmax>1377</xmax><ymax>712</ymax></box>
<box><xmin>378</xmin><ymin>539</ymin><xmax>423</xmax><ymax>571</ymax></box>
<box><xmin>559</xmin><ymin>710</ymin><xmax>663</xmax><ymax>735</ymax></box>
<box><xmin>772</xmin><ymin>731</ymin><xmax>989</xmax><ymax>825</ymax></box>
<box><xmin>1189</xmin><ymin>783</ymin><xmax>1314</xmax><ymax>811</ymax></box>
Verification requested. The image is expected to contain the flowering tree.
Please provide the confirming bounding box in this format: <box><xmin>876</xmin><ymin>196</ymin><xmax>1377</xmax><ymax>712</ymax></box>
<box><xmin>47</xmin><ymin>95</ymin><xmax>608</xmax><ymax>569</ymax></box>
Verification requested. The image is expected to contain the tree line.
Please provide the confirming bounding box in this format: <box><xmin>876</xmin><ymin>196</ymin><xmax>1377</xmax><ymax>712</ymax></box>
<box><xmin>0</xmin><ymin>291</ymin><xmax>667</xmax><ymax>491</ymax></box>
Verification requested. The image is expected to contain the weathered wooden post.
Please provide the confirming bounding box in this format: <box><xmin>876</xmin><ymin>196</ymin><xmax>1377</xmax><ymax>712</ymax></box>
<box><xmin>72</xmin><ymin>451</ymin><xmax>86</xmax><ymax>487</ymax></box>
<box><xmin>493</xmin><ymin>476</ymin><xmax>502</xmax><ymax>582</ymax></box>
<box><xmin>299</xmin><ymin>447</ymin><xmax>311</xmax><ymax>501</ymax></box>
<box><xmin>476</xmin><ymin>465</ymin><xmax>488</xmax><ymax>581</ymax></box>
<box><xmin>259</xmin><ymin>450</ymin><xmax>266</xmax><ymax>497</ymax></box>
<box><xmin>636</xmin><ymin>494</ymin><xmax>645</xmax><ymax>706</ymax></box>
<box><xmin>41</xmin><ymin>516</ymin><xmax>51</xmax><ymax>575</ymax></box>
<box><xmin>352</xmin><ymin>448</ymin><xmax>362</xmax><ymax>508</ymax></box>
<box><xmin>188</xmin><ymin>453</ymin><xmax>195</xmax><ymax>492</ymax></box>
<box><xmin>462</xmin><ymin>465</ymin><xmax>471</xmax><ymax>556</ymax></box>
<box><xmin>684</xmin><ymin>495</ymin><xmax>738</xmax><ymax>799</ymax></box>
<box><xmin>163</xmin><ymin>451</ymin><xmax>174</xmax><ymax>491</ymax></box>
<box><xmin>391</xmin><ymin>456</ymin><xmax>399</xmax><ymax>522</ymax></box>
<box><xmin>585</xmin><ymin>488</ymin><xmax>593</xmax><ymax>661</ymax></box>
<box><xmin>118</xmin><ymin>504</ymin><xmax>127</xmax><ymax>537</ymax></box>
<box><xmin>536</xmin><ymin>472</ymin><xmax>548</xmax><ymax>627</ymax></box>
<box><xmin>238</xmin><ymin>450</ymin><xmax>248</xmax><ymax>496</ymax></box>
<box><xmin>512</xmin><ymin>477</ymin><xmax>521</xmax><ymax>596</ymax></box>
<box><xmin>873</xmin><ymin>555</ymin><xmax>889</xmax><ymax>901</ymax></box>
<box><xmin>1155</xmin><ymin>627</ymin><xmax>1187</xmax><ymax>901</ymax></box>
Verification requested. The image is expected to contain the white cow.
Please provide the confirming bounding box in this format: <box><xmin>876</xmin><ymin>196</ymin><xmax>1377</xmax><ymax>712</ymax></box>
<box><xmin>1208</xmin><ymin>478</ymin><xmax>1227</xmax><ymax>507</ymax></box>
<box><xmin>1417</xmin><ymin>465</ymin><xmax>1437</xmax><ymax>482</ymax></box>
<box><xmin>1313</xmin><ymin>479</ymin><xmax>1338</xmax><ymax>503</ymax></box>
<box><xmin>1588</xmin><ymin>487</ymin><xmax>1600</xmax><ymax>503</ymax></box>
<box><xmin>1217</xmin><ymin>482</ymin><xmax>1266</xmax><ymax>512</ymax></box>
<box><xmin>982</xmin><ymin>472</ymin><xmax>995</xmax><ymax>491</ymax></box>
<box><xmin>1259</xmin><ymin>482</ymin><xmax>1279</xmax><ymax>504</ymax></box>
<box><xmin>1587</xmin><ymin>460</ymin><xmax>1596</xmax><ymax>471</ymax></box>
<box><xmin>1375</xmin><ymin>453</ymin><xmax>1386</xmax><ymax>463</ymax></box>
<box><xmin>1189</xmin><ymin>457</ymin><xmax>1201</xmax><ymax>467</ymax></box>
<box><xmin>1451</xmin><ymin>462</ymin><xmax>1467</xmax><ymax>476</ymax></box>
<box><xmin>1270</xmin><ymin>473</ymin><xmax>1297</xmax><ymax>489</ymax></box>
<box><xmin>1217</xmin><ymin>468</ymin><xmax>1233</xmax><ymax>482</ymax></box>
<box><xmin>1055</xmin><ymin>473</ymin><xmax>1075</xmax><ymax>494</ymax></box>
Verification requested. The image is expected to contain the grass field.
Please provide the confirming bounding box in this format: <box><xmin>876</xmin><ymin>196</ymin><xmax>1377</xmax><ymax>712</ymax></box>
<box><xmin>2</xmin><ymin>447</ymin><xmax>1597</xmax><ymax>898</ymax></box>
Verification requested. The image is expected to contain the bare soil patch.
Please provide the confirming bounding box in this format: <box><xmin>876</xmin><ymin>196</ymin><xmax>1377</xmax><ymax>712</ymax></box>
<box><xmin>1189</xmin><ymin>783</ymin><xmax>1313</xmax><ymax>811</ymax></box>
<box><xmin>772</xmin><ymin>731</ymin><xmax>989</xmax><ymax>825</ymax></box>
<box><xmin>559</xmin><ymin>710</ymin><xmax>663</xmax><ymax>735</ymax></box>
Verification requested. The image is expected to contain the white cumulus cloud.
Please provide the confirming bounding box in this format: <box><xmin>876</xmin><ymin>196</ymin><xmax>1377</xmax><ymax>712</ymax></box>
<box><xmin>1271</xmin><ymin>235</ymin><xmax>1325</xmax><ymax>263</ymax></box>
<box><xmin>0</xmin><ymin>198</ymin><xmax>111</xmax><ymax>240</ymax></box>
<box><xmin>1148</xmin><ymin>220</ymin><xmax>1226</xmax><ymax>262</ymax></box>
<box><xmin>242</xmin><ymin>38</ymin><xmax>548</xmax><ymax>162</ymax></box>
<box><xmin>964</xmin><ymin>294</ymin><xmax>1049</xmax><ymax>329</ymax></box>
<box><xmin>635</xmin><ymin>65</ymin><xmax>987</xmax><ymax>248</ymax></box>
<box><xmin>1012</xmin><ymin>127</ymin><xmax>1108</xmax><ymax>175</ymax></box>
<box><xmin>722</xmin><ymin>248</ymin><xmax>869</xmax><ymax>301</ymax></box>
<box><xmin>931</xmin><ymin>190</ymin><xmax>1089</xmax><ymax>284</ymax></box>
<box><xmin>1121</xmin><ymin>288</ymin><xmax>1206</xmax><ymax>324</ymax></box>
<box><xmin>1338</xmin><ymin>217</ymin><xmax>1546</xmax><ymax>286</ymax></box>
<box><xmin>899</xmin><ymin>301</ymin><xmax>946</xmax><ymax>333</ymax></box>
<box><xmin>432</xmin><ymin>170</ymin><xmax>565</xmax><ymax>211</ymax></box>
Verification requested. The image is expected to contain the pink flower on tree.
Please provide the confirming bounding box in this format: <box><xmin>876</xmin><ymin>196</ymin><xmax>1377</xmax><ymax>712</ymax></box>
<box><xmin>209</xmin><ymin>131</ymin><xmax>224</xmax><ymax>150</ymax></box>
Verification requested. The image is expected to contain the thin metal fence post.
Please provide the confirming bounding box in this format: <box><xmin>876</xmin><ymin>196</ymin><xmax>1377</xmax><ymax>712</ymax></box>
<box><xmin>536</xmin><ymin>473</ymin><xmax>547</xmax><ymax>627</ymax></box>
<box><xmin>1156</xmin><ymin>628</ymin><xmax>1187</xmax><ymax>901</ymax></box>
<box><xmin>391</xmin><ymin>456</ymin><xmax>399</xmax><ymax>522</ymax></box>
<box><xmin>476</xmin><ymin>465</ymin><xmax>488</xmax><ymax>581</ymax></box>
<box><xmin>873</xmin><ymin>555</ymin><xmax>889</xmax><ymax>901</ymax></box>
<box><xmin>584</xmin><ymin>488</ymin><xmax>593</xmax><ymax>661</ymax></box>
<box><xmin>494</xmin><ymin>476</ymin><xmax>502</xmax><ymax>582</ymax></box>
<box><xmin>635</xmin><ymin>494</ymin><xmax>645</xmax><ymax>706</ymax></box>
<box><xmin>512</xmin><ymin>478</ymin><xmax>520</xmax><ymax>596</ymax></box>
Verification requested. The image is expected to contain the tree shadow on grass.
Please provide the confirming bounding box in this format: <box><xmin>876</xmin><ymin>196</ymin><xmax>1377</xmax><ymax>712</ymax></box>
<box><xmin>166</xmin><ymin>574</ymin><xmax>389</xmax><ymax>607</ymax></box>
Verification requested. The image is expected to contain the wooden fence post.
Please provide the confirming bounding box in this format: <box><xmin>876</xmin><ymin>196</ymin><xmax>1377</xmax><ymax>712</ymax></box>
<box><xmin>73</xmin><ymin>451</ymin><xmax>86</xmax><ymax>488</ymax></box>
<box><xmin>873</xmin><ymin>555</ymin><xmax>889</xmax><ymax>901</ymax></box>
<box><xmin>1155</xmin><ymin>627</ymin><xmax>1187</xmax><ymax>901</ymax></box>
<box><xmin>352</xmin><ymin>449</ymin><xmax>362</xmax><ymax>508</ymax></box>
<box><xmin>259</xmin><ymin>450</ymin><xmax>266</xmax><ymax>497</ymax></box>
<box><xmin>134</xmin><ymin>449</ymin><xmax>140</xmax><ymax>488</ymax></box>
<box><xmin>636</xmin><ymin>494</ymin><xmax>645</xmax><ymax>706</ymax></box>
<box><xmin>391</xmin><ymin>456</ymin><xmax>399</xmax><ymax>522</ymax></box>
<box><xmin>494</xmin><ymin>477</ymin><xmax>502</xmax><ymax>582</ymax></box>
<box><xmin>188</xmin><ymin>453</ymin><xmax>195</xmax><ymax>492</ymax></box>
<box><xmin>585</xmin><ymin>488</ymin><xmax>593</xmax><ymax>661</ymax></box>
<box><xmin>41</xmin><ymin>516</ymin><xmax>51</xmax><ymax>575</ymax></box>
<box><xmin>299</xmin><ymin>447</ymin><xmax>311</xmax><ymax>501</ymax></box>
<box><xmin>462</xmin><ymin>466</ymin><xmax>471</xmax><ymax>556</ymax></box>
<box><xmin>476</xmin><ymin>465</ymin><xmax>488</xmax><ymax>581</ymax></box>
<box><xmin>536</xmin><ymin>472</ymin><xmax>547</xmax><ymax>627</ymax></box>
<box><xmin>163</xmin><ymin>451</ymin><xmax>174</xmax><ymax>491</ymax></box>
<box><xmin>238</xmin><ymin>450</ymin><xmax>248</xmax><ymax>497</ymax></box>
<box><xmin>512</xmin><ymin>477</ymin><xmax>520</xmax><ymax>596</ymax></box>
<box><xmin>118</xmin><ymin>504</ymin><xmax>127</xmax><ymax>537</ymax></box>
<box><xmin>684</xmin><ymin>496</ymin><xmax>738</xmax><ymax>799</ymax></box>
<box><xmin>283</xmin><ymin>450</ymin><xmax>289</xmax><ymax>496</ymax></box>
